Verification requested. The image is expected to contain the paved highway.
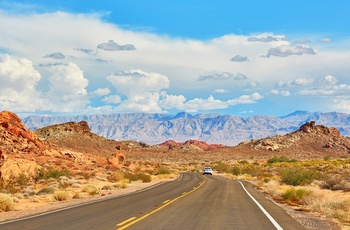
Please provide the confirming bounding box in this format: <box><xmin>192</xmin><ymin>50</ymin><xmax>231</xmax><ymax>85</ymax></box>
<box><xmin>0</xmin><ymin>173</ymin><xmax>307</xmax><ymax>230</ymax></box>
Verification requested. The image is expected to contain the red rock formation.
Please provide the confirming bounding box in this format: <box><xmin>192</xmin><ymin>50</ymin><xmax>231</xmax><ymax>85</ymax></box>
<box><xmin>0</xmin><ymin>110</ymin><xmax>45</xmax><ymax>151</ymax></box>
<box><xmin>159</xmin><ymin>139</ymin><xmax>225</xmax><ymax>150</ymax></box>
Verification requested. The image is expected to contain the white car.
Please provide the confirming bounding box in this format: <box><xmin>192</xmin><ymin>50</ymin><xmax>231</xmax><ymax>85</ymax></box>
<box><xmin>203</xmin><ymin>167</ymin><xmax>213</xmax><ymax>175</ymax></box>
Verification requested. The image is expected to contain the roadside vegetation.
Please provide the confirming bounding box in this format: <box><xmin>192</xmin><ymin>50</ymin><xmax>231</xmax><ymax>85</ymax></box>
<box><xmin>0</xmin><ymin>162</ymin><xmax>177</xmax><ymax>214</ymax></box>
<box><xmin>208</xmin><ymin>156</ymin><xmax>350</xmax><ymax>227</ymax></box>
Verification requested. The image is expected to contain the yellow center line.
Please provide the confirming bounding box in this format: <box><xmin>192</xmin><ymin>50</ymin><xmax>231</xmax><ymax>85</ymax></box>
<box><xmin>116</xmin><ymin>180</ymin><xmax>205</xmax><ymax>230</ymax></box>
<box><xmin>116</xmin><ymin>217</ymin><xmax>137</xmax><ymax>227</ymax></box>
<box><xmin>163</xmin><ymin>199</ymin><xmax>170</xmax><ymax>204</ymax></box>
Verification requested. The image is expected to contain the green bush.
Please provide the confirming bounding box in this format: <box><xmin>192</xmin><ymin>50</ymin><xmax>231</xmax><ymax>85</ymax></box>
<box><xmin>155</xmin><ymin>166</ymin><xmax>171</xmax><ymax>175</ymax></box>
<box><xmin>0</xmin><ymin>193</ymin><xmax>14</xmax><ymax>212</ymax></box>
<box><xmin>267</xmin><ymin>156</ymin><xmax>296</xmax><ymax>163</ymax></box>
<box><xmin>123</xmin><ymin>172</ymin><xmax>152</xmax><ymax>183</ymax></box>
<box><xmin>35</xmin><ymin>167</ymin><xmax>71</xmax><ymax>181</ymax></box>
<box><xmin>282</xmin><ymin>188</ymin><xmax>312</xmax><ymax>204</ymax></box>
<box><xmin>281</xmin><ymin>167</ymin><xmax>317</xmax><ymax>186</ymax></box>
<box><xmin>232</xmin><ymin>166</ymin><xmax>241</xmax><ymax>175</ymax></box>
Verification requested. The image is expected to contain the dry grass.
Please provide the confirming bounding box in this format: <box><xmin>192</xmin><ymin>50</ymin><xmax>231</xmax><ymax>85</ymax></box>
<box><xmin>0</xmin><ymin>193</ymin><xmax>15</xmax><ymax>212</ymax></box>
<box><xmin>53</xmin><ymin>191</ymin><xmax>71</xmax><ymax>201</ymax></box>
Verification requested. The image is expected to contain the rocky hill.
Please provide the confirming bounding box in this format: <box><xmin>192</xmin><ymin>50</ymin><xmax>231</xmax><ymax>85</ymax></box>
<box><xmin>0</xmin><ymin>111</ymin><xmax>126</xmax><ymax>184</ymax></box>
<box><xmin>233</xmin><ymin>121</ymin><xmax>350</xmax><ymax>159</ymax></box>
<box><xmin>23</xmin><ymin>111</ymin><xmax>350</xmax><ymax>146</ymax></box>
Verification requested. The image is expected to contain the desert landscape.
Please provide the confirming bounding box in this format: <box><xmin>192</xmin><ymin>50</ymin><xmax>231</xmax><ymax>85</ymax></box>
<box><xmin>0</xmin><ymin>110</ymin><xmax>350</xmax><ymax>229</ymax></box>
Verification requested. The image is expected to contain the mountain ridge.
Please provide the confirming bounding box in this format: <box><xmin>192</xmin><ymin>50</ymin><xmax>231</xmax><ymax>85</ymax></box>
<box><xmin>23</xmin><ymin>111</ymin><xmax>350</xmax><ymax>146</ymax></box>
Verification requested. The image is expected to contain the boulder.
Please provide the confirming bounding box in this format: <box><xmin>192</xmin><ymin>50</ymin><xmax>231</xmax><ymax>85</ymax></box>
<box><xmin>0</xmin><ymin>158</ymin><xmax>40</xmax><ymax>183</ymax></box>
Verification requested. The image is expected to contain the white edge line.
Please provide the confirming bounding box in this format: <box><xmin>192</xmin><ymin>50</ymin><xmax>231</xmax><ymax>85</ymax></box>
<box><xmin>238</xmin><ymin>181</ymin><xmax>283</xmax><ymax>230</ymax></box>
<box><xmin>0</xmin><ymin>174</ymin><xmax>183</xmax><ymax>225</ymax></box>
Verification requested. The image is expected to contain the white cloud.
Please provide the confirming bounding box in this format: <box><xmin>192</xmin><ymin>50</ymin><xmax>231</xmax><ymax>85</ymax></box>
<box><xmin>0</xmin><ymin>10</ymin><xmax>349</xmax><ymax>115</ymax></box>
<box><xmin>97</xmin><ymin>40</ymin><xmax>136</xmax><ymax>51</ymax></box>
<box><xmin>266</xmin><ymin>45</ymin><xmax>316</xmax><ymax>57</ymax></box>
<box><xmin>247</xmin><ymin>35</ymin><xmax>289</xmax><ymax>42</ymax></box>
<box><xmin>90</xmin><ymin>88</ymin><xmax>111</xmax><ymax>97</ymax></box>
<box><xmin>299</xmin><ymin>76</ymin><xmax>350</xmax><ymax>97</ymax></box>
<box><xmin>214</xmin><ymin>89</ymin><xmax>228</xmax><ymax>93</ymax></box>
<box><xmin>271</xmin><ymin>89</ymin><xmax>291</xmax><ymax>96</ymax></box>
<box><xmin>102</xmin><ymin>95</ymin><xmax>122</xmax><ymax>104</ymax></box>
<box><xmin>0</xmin><ymin>54</ymin><xmax>44</xmax><ymax>112</ymax></box>
<box><xmin>198</xmin><ymin>72</ymin><xmax>248</xmax><ymax>81</ymax></box>
<box><xmin>276</xmin><ymin>78</ymin><xmax>314</xmax><ymax>88</ymax></box>
<box><xmin>45</xmin><ymin>63</ymin><xmax>90</xmax><ymax>112</ymax></box>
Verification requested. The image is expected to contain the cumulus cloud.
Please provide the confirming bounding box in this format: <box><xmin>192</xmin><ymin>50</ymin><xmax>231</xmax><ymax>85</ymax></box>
<box><xmin>106</xmin><ymin>70</ymin><xmax>169</xmax><ymax>112</ymax></box>
<box><xmin>42</xmin><ymin>52</ymin><xmax>65</xmax><ymax>59</ymax></box>
<box><xmin>90</xmin><ymin>88</ymin><xmax>111</xmax><ymax>97</ymax></box>
<box><xmin>97</xmin><ymin>40</ymin><xmax>136</xmax><ymax>51</ymax></box>
<box><xmin>161</xmin><ymin>93</ymin><xmax>263</xmax><ymax>112</ymax></box>
<box><xmin>214</xmin><ymin>89</ymin><xmax>228</xmax><ymax>93</ymax></box>
<box><xmin>266</xmin><ymin>45</ymin><xmax>316</xmax><ymax>57</ymax></box>
<box><xmin>45</xmin><ymin>63</ymin><xmax>90</xmax><ymax>112</ymax></box>
<box><xmin>247</xmin><ymin>35</ymin><xmax>288</xmax><ymax>42</ymax></box>
<box><xmin>271</xmin><ymin>89</ymin><xmax>291</xmax><ymax>96</ymax></box>
<box><xmin>102</xmin><ymin>95</ymin><xmax>122</xmax><ymax>104</ymax></box>
<box><xmin>276</xmin><ymin>78</ymin><xmax>314</xmax><ymax>88</ymax></box>
<box><xmin>230</xmin><ymin>55</ymin><xmax>249</xmax><ymax>62</ymax></box>
<box><xmin>299</xmin><ymin>75</ymin><xmax>350</xmax><ymax>97</ymax></box>
<box><xmin>198</xmin><ymin>72</ymin><xmax>248</xmax><ymax>81</ymax></box>
<box><xmin>0</xmin><ymin>54</ymin><xmax>44</xmax><ymax>112</ymax></box>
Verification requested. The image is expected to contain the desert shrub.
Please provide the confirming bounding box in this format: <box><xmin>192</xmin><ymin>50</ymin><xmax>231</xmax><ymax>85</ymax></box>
<box><xmin>82</xmin><ymin>185</ymin><xmax>99</xmax><ymax>195</ymax></box>
<box><xmin>37</xmin><ymin>186</ymin><xmax>56</xmax><ymax>195</ymax></box>
<box><xmin>241</xmin><ymin>165</ymin><xmax>261</xmax><ymax>177</ymax></box>
<box><xmin>53</xmin><ymin>191</ymin><xmax>70</xmax><ymax>201</ymax></box>
<box><xmin>115</xmin><ymin>182</ymin><xmax>128</xmax><ymax>189</ymax></box>
<box><xmin>35</xmin><ymin>167</ymin><xmax>71</xmax><ymax>181</ymax></box>
<box><xmin>281</xmin><ymin>167</ymin><xmax>317</xmax><ymax>186</ymax></box>
<box><xmin>282</xmin><ymin>188</ymin><xmax>312</xmax><ymax>204</ymax></box>
<box><xmin>108</xmin><ymin>172</ymin><xmax>124</xmax><ymax>182</ymax></box>
<box><xmin>239</xmin><ymin>160</ymin><xmax>249</xmax><ymax>165</ymax></box>
<box><xmin>267</xmin><ymin>156</ymin><xmax>296</xmax><ymax>163</ymax></box>
<box><xmin>232</xmin><ymin>166</ymin><xmax>241</xmax><ymax>175</ymax></box>
<box><xmin>320</xmin><ymin>175</ymin><xmax>350</xmax><ymax>191</ymax></box>
<box><xmin>16</xmin><ymin>173</ymin><xmax>30</xmax><ymax>188</ymax></box>
<box><xmin>0</xmin><ymin>193</ymin><xmax>14</xmax><ymax>212</ymax></box>
<box><xmin>155</xmin><ymin>166</ymin><xmax>171</xmax><ymax>175</ymax></box>
<box><xmin>123</xmin><ymin>172</ymin><xmax>152</xmax><ymax>183</ymax></box>
<box><xmin>213</xmin><ymin>162</ymin><xmax>230</xmax><ymax>173</ymax></box>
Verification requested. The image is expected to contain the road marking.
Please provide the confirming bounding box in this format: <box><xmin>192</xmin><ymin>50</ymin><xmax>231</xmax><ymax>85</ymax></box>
<box><xmin>163</xmin><ymin>199</ymin><xmax>170</xmax><ymax>204</ymax></box>
<box><xmin>238</xmin><ymin>181</ymin><xmax>283</xmax><ymax>230</ymax></box>
<box><xmin>116</xmin><ymin>217</ymin><xmax>136</xmax><ymax>226</ymax></box>
<box><xmin>117</xmin><ymin>180</ymin><xmax>205</xmax><ymax>230</ymax></box>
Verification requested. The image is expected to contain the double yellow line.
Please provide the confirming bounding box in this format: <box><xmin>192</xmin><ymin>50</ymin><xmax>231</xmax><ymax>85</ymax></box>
<box><xmin>116</xmin><ymin>180</ymin><xmax>205</xmax><ymax>230</ymax></box>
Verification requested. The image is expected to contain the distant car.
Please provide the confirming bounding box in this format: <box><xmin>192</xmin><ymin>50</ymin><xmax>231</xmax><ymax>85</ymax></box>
<box><xmin>203</xmin><ymin>167</ymin><xmax>213</xmax><ymax>175</ymax></box>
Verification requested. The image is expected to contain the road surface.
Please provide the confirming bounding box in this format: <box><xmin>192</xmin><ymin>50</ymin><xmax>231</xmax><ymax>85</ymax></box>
<box><xmin>0</xmin><ymin>173</ymin><xmax>307</xmax><ymax>230</ymax></box>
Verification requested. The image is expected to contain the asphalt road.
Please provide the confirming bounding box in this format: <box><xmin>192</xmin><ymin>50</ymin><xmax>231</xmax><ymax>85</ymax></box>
<box><xmin>0</xmin><ymin>173</ymin><xmax>307</xmax><ymax>230</ymax></box>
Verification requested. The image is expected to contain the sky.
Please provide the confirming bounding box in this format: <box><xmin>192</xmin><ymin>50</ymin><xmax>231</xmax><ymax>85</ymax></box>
<box><xmin>0</xmin><ymin>0</ymin><xmax>350</xmax><ymax>118</ymax></box>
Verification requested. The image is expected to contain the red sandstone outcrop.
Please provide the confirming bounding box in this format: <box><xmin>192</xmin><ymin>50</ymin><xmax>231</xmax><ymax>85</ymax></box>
<box><xmin>159</xmin><ymin>139</ymin><xmax>225</xmax><ymax>151</ymax></box>
<box><xmin>0</xmin><ymin>111</ymin><xmax>45</xmax><ymax>151</ymax></box>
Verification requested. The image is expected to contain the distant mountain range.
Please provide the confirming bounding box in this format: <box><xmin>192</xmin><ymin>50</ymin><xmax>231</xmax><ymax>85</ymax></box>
<box><xmin>22</xmin><ymin>111</ymin><xmax>350</xmax><ymax>146</ymax></box>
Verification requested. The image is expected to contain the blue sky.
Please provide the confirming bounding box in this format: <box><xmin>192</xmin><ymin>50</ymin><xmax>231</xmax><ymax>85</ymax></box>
<box><xmin>0</xmin><ymin>1</ymin><xmax>350</xmax><ymax>117</ymax></box>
